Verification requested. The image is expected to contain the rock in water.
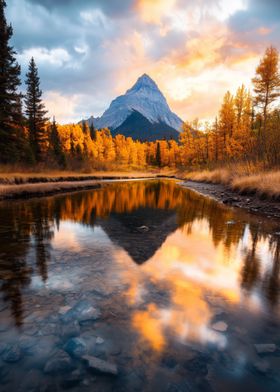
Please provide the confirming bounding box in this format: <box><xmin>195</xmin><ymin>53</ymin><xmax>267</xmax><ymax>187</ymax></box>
<box><xmin>82</xmin><ymin>355</ymin><xmax>118</xmax><ymax>375</ymax></box>
<box><xmin>60</xmin><ymin>300</ymin><xmax>100</xmax><ymax>324</ymax></box>
<box><xmin>254</xmin><ymin>344</ymin><xmax>277</xmax><ymax>354</ymax></box>
<box><xmin>2</xmin><ymin>344</ymin><xmax>22</xmax><ymax>363</ymax></box>
<box><xmin>253</xmin><ymin>359</ymin><xmax>270</xmax><ymax>373</ymax></box>
<box><xmin>96</xmin><ymin>337</ymin><xmax>104</xmax><ymax>345</ymax></box>
<box><xmin>0</xmin><ymin>343</ymin><xmax>7</xmax><ymax>355</ymax></box>
<box><xmin>136</xmin><ymin>226</ymin><xmax>149</xmax><ymax>233</ymax></box>
<box><xmin>60</xmin><ymin>321</ymin><xmax>80</xmax><ymax>339</ymax></box>
<box><xmin>44</xmin><ymin>350</ymin><xmax>74</xmax><ymax>374</ymax></box>
<box><xmin>211</xmin><ymin>321</ymin><xmax>228</xmax><ymax>332</ymax></box>
<box><xmin>60</xmin><ymin>369</ymin><xmax>83</xmax><ymax>389</ymax></box>
<box><xmin>64</xmin><ymin>337</ymin><xmax>87</xmax><ymax>358</ymax></box>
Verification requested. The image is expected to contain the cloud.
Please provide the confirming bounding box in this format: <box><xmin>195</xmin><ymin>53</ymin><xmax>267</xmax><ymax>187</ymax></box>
<box><xmin>18</xmin><ymin>47</ymin><xmax>71</xmax><ymax>67</ymax></box>
<box><xmin>5</xmin><ymin>0</ymin><xmax>280</xmax><ymax>123</ymax></box>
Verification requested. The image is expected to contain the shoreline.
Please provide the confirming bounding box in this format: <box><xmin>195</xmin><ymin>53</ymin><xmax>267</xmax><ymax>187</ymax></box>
<box><xmin>0</xmin><ymin>176</ymin><xmax>164</xmax><ymax>201</ymax></box>
<box><xmin>0</xmin><ymin>174</ymin><xmax>279</xmax><ymax>222</ymax></box>
<box><xmin>182</xmin><ymin>180</ymin><xmax>280</xmax><ymax>220</ymax></box>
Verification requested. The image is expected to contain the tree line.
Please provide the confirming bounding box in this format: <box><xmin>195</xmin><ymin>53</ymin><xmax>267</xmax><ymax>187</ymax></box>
<box><xmin>0</xmin><ymin>0</ymin><xmax>280</xmax><ymax>170</ymax></box>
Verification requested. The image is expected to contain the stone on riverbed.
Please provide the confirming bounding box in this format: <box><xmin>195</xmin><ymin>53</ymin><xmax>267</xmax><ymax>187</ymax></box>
<box><xmin>60</xmin><ymin>369</ymin><xmax>84</xmax><ymax>389</ymax></box>
<box><xmin>136</xmin><ymin>225</ymin><xmax>149</xmax><ymax>233</ymax></box>
<box><xmin>44</xmin><ymin>350</ymin><xmax>74</xmax><ymax>374</ymax></box>
<box><xmin>0</xmin><ymin>343</ymin><xmax>7</xmax><ymax>355</ymax></box>
<box><xmin>96</xmin><ymin>337</ymin><xmax>104</xmax><ymax>345</ymax></box>
<box><xmin>60</xmin><ymin>321</ymin><xmax>80</xmax><ymax>340</ymax></box>
<box><xmin>82</xmin><ymin>355</ymin><xmax>118</xmax><ymax>375</ymax></box>
<box><xmin>59</xmin><ymin>305</ymin><xmax>72</xmax><ymax>315</ymax></box>
<box><xmin>64</xmin><ymin>337</ymin><xmax>87</xmax><ymax>358</ymax></box>
<box><xmin>254</xmin><ymin>343</ymin><xmax>277</xmax><ymax>354</ymax></box>
<box><xmin>253</xmin><ymin>359</ymin><xmax>270</xmax><ymax>373</ymax></box>
<box><xmin>60</xmin><ymin>300</ymin><xmax>100</xmax><ymax>324</ymax></box>
<box><xmin>211</xmin><ymin>321</ymin><xmax>228</xmax><ymax>332</ymax></box>
<box><xmin>2</xmin><ymin>344</ymin><xmax>22</xmax><ymax>363</ymax></box>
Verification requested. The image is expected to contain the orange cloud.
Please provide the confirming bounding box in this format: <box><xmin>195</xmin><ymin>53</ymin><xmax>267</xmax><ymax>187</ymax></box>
<box><xmin>135</xmin><ymin>0</ymin><xmax>176</xmax><ymax>24</ymax></box>
<box><xmin>258</xmin><ymin>27</ymin><xmax>272</xmax><ymax>36</ymax></box>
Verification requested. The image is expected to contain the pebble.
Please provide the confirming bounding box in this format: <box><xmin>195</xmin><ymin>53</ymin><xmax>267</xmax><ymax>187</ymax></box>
<box><xmin>64</xmin><ymin>337</ymin><xmax>87</xmax><ymax>358</ymax></box>
<box><xmin>0</xmin><ymin>343</ymin><xmax>7</xmax><ymax>355</ymax></box>
<box><xmin>83</xmin><ymin>355</ymin><xmax>118</xmax><ymax>375</ymax></box>
<box><xmin>60</xmin><ymin>321</ymin><xmax>80</xmax><ymax>340</ymax></box>
<box><xmin>211</xmin><ymin>321</ymin><xmax>228</xmax><ymax>332</ymax></box>
<box><xmin>60</xmin><ymin>369</ymin><xmax>83</xmax><ymax>389</ymax></box>
<box><xmin>96</xmin><ymin>337</ymin><xmax>104</xmax><ymax>345</ymax></box>
<box><xmin>254</xmin><ymin>343</ymin><xmax>277</xmax><ymax>354</ymax></box>
<box><xmin>253</xmin><ymin>359</ymin><xmax>270</xmax><ymax>373</ymax></box>
<box><xmin>44</xmin><ymin>350</ymin><xmax>74</xmax><ymax>374</ymax></box>
<box><xmin>2</xmin><ymin>344</ymin><xmax>22</xmax><ymax>363</ymax></box>
<box><xmin>136</xmin><ymin>226</ymin><xmax>149</xmax><ymax>233</ymax></box>
<box><xmin>60</xmin><ymin>300</ymin><xmax>100</xmax><ymax>324</ymax></box>
<box><xmin>59</xmin><ymin>306</ymin><xmax>72</xmax><ymax>315</ymax></box>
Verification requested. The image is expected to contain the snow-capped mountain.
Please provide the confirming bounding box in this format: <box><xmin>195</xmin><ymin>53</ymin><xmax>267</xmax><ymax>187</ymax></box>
<box><xmin>85</xmin><ymin>74</ymin><xmax>183</xmax><ymax>141</ymax></box>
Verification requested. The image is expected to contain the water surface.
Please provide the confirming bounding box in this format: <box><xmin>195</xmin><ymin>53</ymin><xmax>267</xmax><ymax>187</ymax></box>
<box><xmin>0</xmin><ymin>180</ymin><xmax>280</xmax><ymax>391</ymax></box>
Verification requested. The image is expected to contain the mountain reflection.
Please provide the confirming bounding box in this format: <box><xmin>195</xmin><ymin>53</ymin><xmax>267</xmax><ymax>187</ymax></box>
<box><xmin>0</xmin><ymin>180</ymin><xmax>279</xmax><ymax>327</ymax></box>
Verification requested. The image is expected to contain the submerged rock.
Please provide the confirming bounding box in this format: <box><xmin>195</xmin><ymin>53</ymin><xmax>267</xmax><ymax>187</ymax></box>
<box><xmin>253</xmin><ymin>359</ymin><xmax>270</xmax><ymax>373</ymax></box>
<box><xmin>2</xmin><ymin>344</ymin><xmax>22</xmax><ymax>363</ymax></box>
<box><xmin>136</xmin><ymin>226</ymin><xmax>149</xmax><ymax>233</ymax></box>
<box><xmin>64</xmin><ymin>337</ymin><xmax>87</xmax><ymax>358</ymax></box>
<box><xmin>60</xmin><ymin>321</ymin><xmax>80</xmax><ymax>340</ymax></box>
<box><xmin>60</xmin><ymin>300</ymin><xmax>100</xmax><ymax>324</ymax></box>
<box><xmin>59</xmin><ymin>305</ymin><xmax>72</xmax><ymax>315</ymax></box>
<box><xmin>96</xmin><ymin>337</ymin><xmax>104</xmax><ymax>345</ymax></box>
<box><xmin>254</xmin><ymin>343</ymin><xmax>277</xmax><ymax>354</ymax></box>
<box><xmin>19</xmin><ymin>369</ymin><xmax>42</xmax><ymax>392</ymax></box>
<box><xmin>211</xmin><ymin>321</ymin><xmax>228</xmax><ymax>332</ymax></box>
<box><xmin>82</xmin><ymin>355</ymin><xmax>118</xmax><ymax>375</ymax></box>
<box><xmin>0</xmin><ymin>343</ymin><xmax>7</xmax><ymax>355</ymax></box>
<box><xmin>44</xmin><ymin>350</ymin><xmax>74</xmax><ymax>374</ymax></box>
<box><xmin>60</xmin><ymin>369</ymin><xmax>83</xmax><ymax>389</ymax></box>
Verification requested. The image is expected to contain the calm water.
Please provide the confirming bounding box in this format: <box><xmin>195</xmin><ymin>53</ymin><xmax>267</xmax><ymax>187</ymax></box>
<box><xmin>0</xmin><ymin>180</ymin><xmax>280</xmax><ymax>392</ymax></box>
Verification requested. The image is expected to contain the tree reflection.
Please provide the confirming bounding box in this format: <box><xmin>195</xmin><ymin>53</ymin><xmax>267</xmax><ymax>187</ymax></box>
<box><xmin>241</xmin><ymin>225</ymin><xmax>261</xmax><ymax>291</ymax></box>
<box><xmin>0</xmin><ymin>180</ymin><xmax>279</xmax><ymax>327</ymax></box>
<box><xmin>264</xmin><ymin>236</ymin><xmax>280</xmax><ymax>306</ymax></box>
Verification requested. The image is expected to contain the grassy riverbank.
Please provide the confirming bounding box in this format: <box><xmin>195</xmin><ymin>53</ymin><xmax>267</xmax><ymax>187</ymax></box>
<box><xmin>1</xmin><ymin>164</ymin><xmax>280</xmax><ymax>202</ymax></box>
<box><xmin>183</xmin><ymin>168</ymin><xmax>280</xmax><ymax>200</ymax></box>
<box><xmin>0</xmin><ymin>169</ymin><xmax>173</xmax><ymax>200</ymax></box>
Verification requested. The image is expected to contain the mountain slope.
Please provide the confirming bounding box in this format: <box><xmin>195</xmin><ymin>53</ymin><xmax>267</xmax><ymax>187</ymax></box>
<box><xmin>111</xmin><ymin>110</ymin><xmax>180</xmax><ymax>141</ymax></box>
<box><xmin>85</xmin><ymin>74</ymin><xmax>183</xmax><ymax>141</ymax></box>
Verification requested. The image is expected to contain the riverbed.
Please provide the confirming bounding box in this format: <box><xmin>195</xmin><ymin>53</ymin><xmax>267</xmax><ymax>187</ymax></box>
<box><xmin>0</xmin><ymin>180</ymin><xmax>279</xmax><ymax>391</ymax></box>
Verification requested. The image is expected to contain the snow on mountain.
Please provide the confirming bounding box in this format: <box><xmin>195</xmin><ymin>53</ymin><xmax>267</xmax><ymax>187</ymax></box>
<box><xmin>87</xmin><ymin>74</ymin><xmax>183</xmax><ymax>131</ymax></box>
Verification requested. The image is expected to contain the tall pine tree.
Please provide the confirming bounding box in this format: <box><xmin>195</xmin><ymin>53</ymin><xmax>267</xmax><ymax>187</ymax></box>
<box><xmin>49</xmin><ymin>117</ymin><xmax>66</xmax><ymax>168</ymax></box>
<box><xmin>0</xmin><ymin>0</ymin><xmax>24</xmax><ymax>163</ymax></box>
<box><xmin>25</xmin><ymin>57</ymin><xmax>48</xmax><ymax>162</ymax></box>
<box><xmin>156</xmin><ymin>141</ymin><xmax>161</xmax><ymax>167</ymax></box>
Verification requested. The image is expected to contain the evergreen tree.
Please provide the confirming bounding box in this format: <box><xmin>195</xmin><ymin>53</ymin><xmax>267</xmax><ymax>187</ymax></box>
<box><xmin>25</xmin><ymin>57</ymin><xmax>48</xmax><ymax>161</ymax></box>
<box><xmin>0</xmin><ymin>0</ymin><xmax>24</xmax><ymax>163</ymax></box>
<box><xmin>89</xmin><ymin>123</ymin><xmax>96</xmax><ymax>140</ymax></box>
<box><xmin>156</xmin><ymin>141</ymin><xmax>161</xmax><ymax>167</ymax></box>
<box><xmin>49</xmin><ymin>117</ymin><xmax>66</xmax><ymax>168</ymax></box>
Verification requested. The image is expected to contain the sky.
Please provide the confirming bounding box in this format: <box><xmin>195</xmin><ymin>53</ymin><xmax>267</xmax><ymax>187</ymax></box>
<box><xmin>6</xmin><ymin>0</ymin><xmax>280</xmax><ymax>124</ymax></box>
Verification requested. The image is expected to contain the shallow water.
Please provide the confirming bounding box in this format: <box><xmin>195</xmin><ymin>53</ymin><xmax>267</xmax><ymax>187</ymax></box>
<box><xmin>0</xmin><ymin>180</ymin><xmax>280</xmax><ymax>392</ymax></box>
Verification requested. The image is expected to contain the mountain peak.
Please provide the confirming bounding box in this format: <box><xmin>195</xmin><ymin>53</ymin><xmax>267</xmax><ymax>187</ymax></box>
<box><xmin>128</xmin><ymin>73</ymin><xmax>158</xmax><ymax>93</ymax></box>
<box><xmin>85</xmin><ymin>74</ymin><xmax>183</xmax><ymax>134</ymax></box>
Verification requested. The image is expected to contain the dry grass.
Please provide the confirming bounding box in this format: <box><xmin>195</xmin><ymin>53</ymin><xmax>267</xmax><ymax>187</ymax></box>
<box><xmin>182</xmin><ymin>168</ymin><xmax>233</xmax><ymax>184</ymax></box>
<box><xmin>0</xmin><ymin>181</ymin><xmax>103</xmax><ymax>200</ymax></box>
<box><xmin>0</xmin><ymin>170</ymin><xmax>162</xmax><ymax>185</ymax></box>
<box><xmin>231</xmin><ymin>171</ymin><xmax>280</xmax><ymax>199</ymax></box>
<box><xmin>183</xmin><ymin>165</ymin><xmax>280</xmax><ymax>200</ymax></box>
